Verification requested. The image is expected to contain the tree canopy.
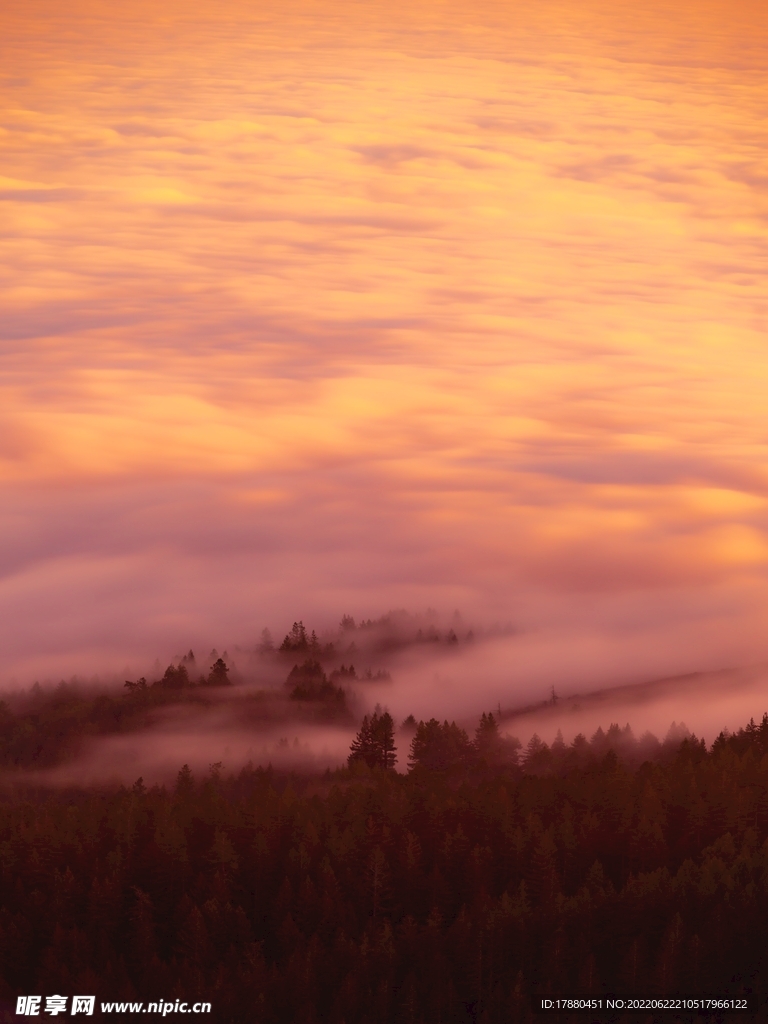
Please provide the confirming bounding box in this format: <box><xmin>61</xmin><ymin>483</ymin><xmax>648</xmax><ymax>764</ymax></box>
<box><xmin>0</xmin><ymin>712</ymin><xmax>767</xmax><ymax>1020</ymax></box>
<box><xmin>348</xmin><ymin>707</ymin><xmax>397</xmax><ymax>770</ymax></box>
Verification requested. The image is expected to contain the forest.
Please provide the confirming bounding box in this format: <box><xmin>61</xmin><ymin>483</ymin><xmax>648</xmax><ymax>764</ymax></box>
<box><xmin>0</xmin><ymin>614</ymin><xmax>469</xmax><ymax>772</ymax></box>
<box><xmin>0</xmin><ymin>690</ymin><xmax>765</xmax><ymax>1022</ymax></box>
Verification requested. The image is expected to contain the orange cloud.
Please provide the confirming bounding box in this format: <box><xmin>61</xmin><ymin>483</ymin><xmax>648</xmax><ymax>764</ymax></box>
<box><xmin>0</xmin><ymin>0</ymin><xmax>767</xmax><ymax>686</ymax></box>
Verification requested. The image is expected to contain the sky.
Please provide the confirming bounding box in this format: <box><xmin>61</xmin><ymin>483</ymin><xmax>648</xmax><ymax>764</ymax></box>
<box><xmin>1</xmin><ymin>0</ymin><xmax>768</xmax><ymax>698</ymax></box>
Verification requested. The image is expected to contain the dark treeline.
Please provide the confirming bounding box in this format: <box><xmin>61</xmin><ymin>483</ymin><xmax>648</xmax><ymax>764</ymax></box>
<box><xmin>0</xmin><ymin>716</ymin><xmax>767</xmax><ymax>1020</ymax></box>
<box><xmin>0</xmin><ymin>654</ymin><xmax>360</xmax><ymax>771</ymax></box>
<box><xmin>0</xmin><ymin>656</ymin><xmax>234</xmax><ymax>771</ymax></box>
<box><xmin>405</xmin><ymin>715</ymin><xmax>696</xmax><ymax>775</ymax></box>
<box><xmin>274</xmin><ymin>613</ymin><xmax>474</xmax><ymax>660</ymax></box>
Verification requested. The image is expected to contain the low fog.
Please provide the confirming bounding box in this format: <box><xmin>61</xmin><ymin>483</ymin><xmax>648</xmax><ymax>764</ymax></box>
<box><xmin>4</xmin><ymin>608</ymin><xmax>768</xmax><ymax>786</ymax></box>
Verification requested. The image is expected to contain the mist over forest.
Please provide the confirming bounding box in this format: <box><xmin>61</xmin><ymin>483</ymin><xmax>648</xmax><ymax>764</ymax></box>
<box><xmin>0</xmin><ymin>610</ymin><xmax>767</xmax><ymax>1021</ymax></box>
<box><xmin>1</xmin><ymin>608</ymin><xmax>767</xmax><ymax>793</ymax></box>
<box><xmin>4</xmin><ymin>0</ymin><xmax>768</xmax><ymax>1016</ymax></box>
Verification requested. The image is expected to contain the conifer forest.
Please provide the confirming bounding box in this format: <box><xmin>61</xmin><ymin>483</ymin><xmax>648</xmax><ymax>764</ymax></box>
<box><xmin>0</xmin><ymin>617</ymin><xmax>764</xmax><ymax>1022</ymax></box>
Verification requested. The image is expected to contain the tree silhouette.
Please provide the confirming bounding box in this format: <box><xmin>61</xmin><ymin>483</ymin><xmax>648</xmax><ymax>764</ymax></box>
<box><xmin>372</xmin><ymin>709</ymin><xmax>397</xmax><ymax>769</ymax></box>
<box><xmin>408</xmin><ymin>718</ymin><xmax>473</xmax><ymax>771</ymax></box>
<box><xmin>207</xmin><ymin>658</ymin><xmax>230</xmax><ymax>687</ymax></box>
<box><xmin>474</xmin><ymin>711</ymin><xmax>498</xmax><ymax>750</ymax></box>
<box><xmin>286</xmin><ymin>660</ymin><xmax>348</xmax><ymax>715</ymax></box>
<box><xmin>0</xmin><ymin>708</ymin><xmax>767</xmax><ymax>1019</ymax></box>
<box><xmin>159</xmin><ymin>664</ymin><xmax>190</xmax><ymax>689</ymax></box>
<box><xmin>474</xmin><ymin>712</ymin><xmax>521</xmax><ymax>766</ymax></box>
<box><xmin>348</xmin><ymin>708</ymin><xmax>397</xmax><ymax>769</ymax></box>
<box><xmin>280</xmin><ymin>621</ymin><xmax>309</xmax><ymax>652</ymax></box>
<box><xmin>348</xmin><ymin>715</ymin><xmax>374</xmax><ymax>767</ymax></box>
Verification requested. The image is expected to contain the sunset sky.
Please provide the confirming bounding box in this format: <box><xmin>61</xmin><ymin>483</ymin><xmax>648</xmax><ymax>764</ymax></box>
<box><xmin>1</xmin><ymin>0</ymin><xmax>767</xmax><ymax>690</ymax></box>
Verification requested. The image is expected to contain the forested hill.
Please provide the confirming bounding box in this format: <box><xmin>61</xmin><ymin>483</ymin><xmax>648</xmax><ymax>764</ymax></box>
<box><xmin>0</xmin><ymin>716</ymin><xmax>766</xmax><ymax>1021</ymax></box>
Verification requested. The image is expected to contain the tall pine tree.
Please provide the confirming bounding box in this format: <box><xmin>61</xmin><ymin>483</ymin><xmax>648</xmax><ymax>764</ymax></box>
<box><xmin>348</xmin><ymin>707</ymin><xmax>397</xmax><ymax>769</ymax></box>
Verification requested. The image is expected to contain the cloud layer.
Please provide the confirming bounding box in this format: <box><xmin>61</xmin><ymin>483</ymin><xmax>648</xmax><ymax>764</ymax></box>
<box><xmin>1</xmin><ymin>0</ymin><xmax>767</xmax><ymax>698</ymax></box>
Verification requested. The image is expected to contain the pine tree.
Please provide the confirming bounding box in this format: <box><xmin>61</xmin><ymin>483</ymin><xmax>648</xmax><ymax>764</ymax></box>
<box><xmin>160</xmin><ymin>663</ymin><xmax>190</xmax><ymax>689</ymax></box>
<box><xmin>372</xmin><ymin>710</ymin><xmax>397</xmax><ymax>770</ymax></box>
<box><xmin>408</xmin><ymin>719</ymin><xmax>473</xmax><ymax>770</ymax></box>
<box><xmin>474</xmin><ymin>712</ymin><xmax>499</xmax><ymax>752</ymax></box>
<box><xmin>348</xmin><ymin>709</ymin><xmax>397</xmax><ymax>769</ymax></box>
<box><xmin>348</xmin><ymin>715</ymin><xmax>374</xmax><ymax>768</ymax></box>
<box><xmin>207</xmin><ymin>658</ymin><xmax>230</xmax><ymax>686</ymax></box>
<box><xmin>175</xmin><ymin>763</ymin><xmax>194</xmax><ymax>795</ymax></box>
<box><xmin>280</xmin><ymin>621</ymin><xmax>309</xmax><ymax>652</ymax></box>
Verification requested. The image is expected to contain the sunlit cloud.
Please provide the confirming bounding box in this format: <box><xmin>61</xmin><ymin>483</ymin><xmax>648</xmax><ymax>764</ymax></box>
<box><xmin>0</xmin><ymin>0</ymin><xmax>767</xmax><ymax>695</ymax></box>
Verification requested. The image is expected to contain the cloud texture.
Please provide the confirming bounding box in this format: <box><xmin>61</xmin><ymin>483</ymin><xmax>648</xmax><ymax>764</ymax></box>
<box><xmin>1</xmin><ymin>0</ymin><xmax>767</xmax><ymax>698</ymax></box>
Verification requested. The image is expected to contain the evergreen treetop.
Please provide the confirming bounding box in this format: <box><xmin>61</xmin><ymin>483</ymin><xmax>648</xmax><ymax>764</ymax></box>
<box><xmin>348</xmin><ymin>707</ymin><xmax>397</xmax><ymax>770</ymax></box>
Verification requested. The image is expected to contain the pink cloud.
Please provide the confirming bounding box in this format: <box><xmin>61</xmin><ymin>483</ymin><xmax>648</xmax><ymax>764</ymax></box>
<box><xmin>0</xmin><ymin>0</ymin><xmax>766</xmax><ymax>715</ymax></box>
